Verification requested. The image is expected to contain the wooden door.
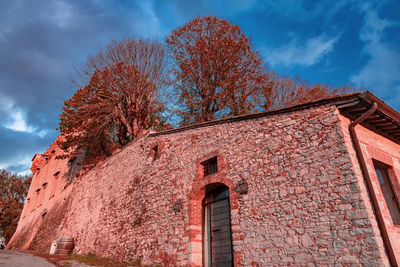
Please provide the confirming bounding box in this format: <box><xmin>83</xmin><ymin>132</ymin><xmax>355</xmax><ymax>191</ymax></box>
<box><xmin>204</xmin><ymin>186</ymin><xmax>233</xmax><ymax>267</ymax></box>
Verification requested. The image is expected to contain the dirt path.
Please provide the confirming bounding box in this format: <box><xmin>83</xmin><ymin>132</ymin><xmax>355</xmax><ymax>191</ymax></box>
<box><xmin>0</xmin><ymin>249</ymin><xmax>55</xmax><ymax>267</ymax></box>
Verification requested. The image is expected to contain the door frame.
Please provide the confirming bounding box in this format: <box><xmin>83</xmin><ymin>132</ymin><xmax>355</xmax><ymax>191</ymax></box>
<box><xmin>202</xmin><ymin>184</ymin><xmax>234</xmax><ymax>267</ymax></box>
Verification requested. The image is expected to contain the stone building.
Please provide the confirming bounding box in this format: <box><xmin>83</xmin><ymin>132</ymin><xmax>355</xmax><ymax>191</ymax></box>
<box><xmin>7</xmin><ymin>92</ymin><xmax>400</xmax><ymax>266</ymax></box>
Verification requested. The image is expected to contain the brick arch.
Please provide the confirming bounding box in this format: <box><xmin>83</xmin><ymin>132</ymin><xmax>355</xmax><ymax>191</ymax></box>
<box><xmin>185</xmin><ymin>175</ymin><xmax>242</xmax><ymax>266</ymax></box>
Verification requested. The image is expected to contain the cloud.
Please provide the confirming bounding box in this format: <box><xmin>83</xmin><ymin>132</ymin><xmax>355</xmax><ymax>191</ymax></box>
<box><xmin>350</xmin><ymin>2</ymin><xmax>400</xmax><ymax>107</ymax></box>
<box><xmin>258</xmin><ymin>0</ymin><xmax>351</xmax><ymax>24</ymax></box>
<box><xmin>5</xmin><ymin>111</ymin><xmax>35</xmax><ymax>133</ymax></box>
<box><xmin>0</xmin><ymin>125</ymin><xmax>57</xmax><ymax>176</ymax></box>
<box><xmin>0</xmin><ymin>0</ymin><xmax>168</xmax><ymax>174</ymax></box>
<box><xmin>262</xmin><ymin>35</ymin><xmax>337</xmax><ymax>67</ymax></box>
<box><xmin>0</xmin><ymin>93</ymin><xmax>47</xmax><ymax>136</ymax></box>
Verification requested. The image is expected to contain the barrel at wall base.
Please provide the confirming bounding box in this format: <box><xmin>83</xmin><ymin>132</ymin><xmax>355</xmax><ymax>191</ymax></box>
<box><xmin>55</xmin><ymin>236</ymin><xmax>74</xmax><ymax>255</ymax></box>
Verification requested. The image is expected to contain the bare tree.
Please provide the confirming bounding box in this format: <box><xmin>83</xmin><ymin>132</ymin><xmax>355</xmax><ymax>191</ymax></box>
<box><xmin>258</xmin><ymin>71</ymin><xmax>358</xmax><ymax>110</ymax></box>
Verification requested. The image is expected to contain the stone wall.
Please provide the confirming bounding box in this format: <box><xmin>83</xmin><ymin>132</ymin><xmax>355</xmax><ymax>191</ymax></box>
<box><xmin>9</xmin><ymin>104</ymin><xmax>393</xmax><ymax>266</ymax></box>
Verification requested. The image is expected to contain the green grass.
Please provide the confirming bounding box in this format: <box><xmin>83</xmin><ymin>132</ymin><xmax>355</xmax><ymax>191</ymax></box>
<box><xmin>68</xmin><ymin>252</ymin><xmax>129</xmax><ymax>266</ymax></box>
<box><xmin>28</xmin><ymin>250</ymin><xmax>159</xmax><ymax>266</ymax></box>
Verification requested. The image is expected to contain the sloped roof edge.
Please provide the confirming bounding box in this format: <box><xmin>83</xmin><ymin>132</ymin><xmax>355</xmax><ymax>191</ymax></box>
<box><xmin>149</xmin><ymin>92</ymin><xmax>364</xmax><ymax>137</ymax></box>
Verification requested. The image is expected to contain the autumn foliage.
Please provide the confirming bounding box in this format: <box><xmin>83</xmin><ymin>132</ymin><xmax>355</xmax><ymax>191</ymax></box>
<box><xmin>57</xmin><ymin>17</ymin><xmax>356</xmax><ymax>167</ymax></box>
<box><xmin>166</xmin><ymin>16</ymin><xmax>269</xmax><ymax>124</ymax></box>
<box><xmin>0</xmin><ymin>170</ymin><xmax>31</xmax><ymax>244</ymax></box>
<box><xmin>59</xmin><ymin>38</ymin><xmax>169</xmax><ymax>165</ymax></box>
<box><xmin>261</xmin><ymin>71</ymin><xmax>357</xmax><ymax>110</ymax></box>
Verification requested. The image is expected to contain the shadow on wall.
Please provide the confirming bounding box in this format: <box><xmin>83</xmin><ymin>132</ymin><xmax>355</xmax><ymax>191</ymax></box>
<box><xmin>7</xmin><ymin>195</ymin><xmax>72</xmax><ymax>252</ymax></box>
<box><xmin>64</xmin><ymin>152</ymin><xmax>86</xmax><ymax>182</ymax></box>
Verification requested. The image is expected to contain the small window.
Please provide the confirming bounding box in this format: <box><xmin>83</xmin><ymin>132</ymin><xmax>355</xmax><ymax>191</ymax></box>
<box><xmin>68</xmin><ymin>156</ymin><xmax>76</xmax><ymax>163</ymax></box>
<box><xmin>375</xmin><ymin>164</ymin><xmax>400</xmax><ymax>225</ymax></box>
<box><xmin>202</xmin><ymin>156</ymin><xmax>218</xmax><ymax>176</ymax></box>
<box><xmin>42</xmin><ymin>182</ymin><xmax>48</xmax><ymax>188</ymax></box>
<box><xmin>51</xmin><ymin>150</ymin><xmax>56</xmax><ymax>154</ymax></box>
<box><xmin>54</xmin><ymin>171</ymin><xmax>60</xmax><ymax>176</ymax></box>
<box><xmin>153</xmin><ymin>145</ymin><xmax>158</xmax><ymax>161</ymax></box>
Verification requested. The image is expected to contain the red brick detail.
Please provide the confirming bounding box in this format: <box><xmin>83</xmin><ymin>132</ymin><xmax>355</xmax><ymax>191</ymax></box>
<box><xmin>195</xmin><ymin>151</ymin><xmax>229</xmax><ymax>181</ymax></box>
<box><xmin>367</xmin><ymin>146</ymin><xmax>393</xmax><ymax>166</ymax></box>
<box><xmin>366</xmin><ymin>146</ymin><xmax>400</xmax><ymax>214</ymax></box>
<box><xmin>186</xmin><ymin>174</ymin><xmax>242</xmax><ymax>266</ymax></box>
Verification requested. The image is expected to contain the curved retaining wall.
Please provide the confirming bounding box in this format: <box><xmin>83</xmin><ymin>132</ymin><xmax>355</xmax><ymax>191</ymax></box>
<box><xmin>8</xmin><ymin>104</ymin><xmax>392</xmax><ymax>266</ymax></box>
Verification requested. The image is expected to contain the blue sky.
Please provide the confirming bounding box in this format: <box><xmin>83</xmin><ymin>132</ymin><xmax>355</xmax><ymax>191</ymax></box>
<box><xmin>0</xmin><ymin>0</ymin><xmax>399</xmax><ymax>175</ymax></box>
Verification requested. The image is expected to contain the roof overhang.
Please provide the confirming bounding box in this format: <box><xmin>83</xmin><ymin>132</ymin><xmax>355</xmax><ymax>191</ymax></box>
<box><xmin>150</xmin><ymin>91</ymin><xmax>400</xmax><ymax>144</ymax></box>
<box><xmin>337</xmin><ymin>92</ymin><xmax>400</xmax><ymax>144</ymax></box>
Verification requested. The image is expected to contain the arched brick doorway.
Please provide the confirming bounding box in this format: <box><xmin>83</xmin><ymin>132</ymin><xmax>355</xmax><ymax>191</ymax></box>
<box><xmin>186</xmin><ymin>177</ymin><xmax>241</xmax><ymax>267</ymax></box>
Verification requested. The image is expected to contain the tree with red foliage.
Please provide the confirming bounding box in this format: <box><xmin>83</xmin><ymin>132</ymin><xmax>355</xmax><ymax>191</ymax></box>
<box><xmin>166</xmin><ymin>16</ymin><xmax>269</xmax><ymax>124</ymax></box>
<box><xmin>258</xmin><ymin>71</ymin><xmax>357</xmax><ymax>110</ymax></box>
<box><xmin>59</xmin><ymin>38</ymin><xmax>169</xmax><ymax>166</ymax></box>
<box><xmin>0</xmin><ymin>170</ymin><xmax>31</xmax><ymax>244</ymax></box>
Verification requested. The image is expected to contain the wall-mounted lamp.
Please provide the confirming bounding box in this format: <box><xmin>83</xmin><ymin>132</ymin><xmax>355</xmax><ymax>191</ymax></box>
<box><xmin>235</xmin><ymin>180</ymin><xmax>248</xmax><ymax>195</ymax></box>
<box><xmin>171</xmin><ymin>200</ymin><xmax>182</xmax><ymax>213</ymax></box>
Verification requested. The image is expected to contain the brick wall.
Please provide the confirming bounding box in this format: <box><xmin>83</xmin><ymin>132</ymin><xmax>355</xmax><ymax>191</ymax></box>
<box><xmin>339</xmin><ymin>114</ymin><xmax>400</xmax><ymax>265</ymax></box>
<box><xmin>9</xmin><ymin>104</ymin><xmax>392</xmax><ymax>266</ymax></box>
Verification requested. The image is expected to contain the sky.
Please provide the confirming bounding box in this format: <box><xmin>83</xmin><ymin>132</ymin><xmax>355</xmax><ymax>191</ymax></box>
<box><xmin>0</xmin><ymin>0</ymin><xmax>399</xmax><ymax>175</ymax></box>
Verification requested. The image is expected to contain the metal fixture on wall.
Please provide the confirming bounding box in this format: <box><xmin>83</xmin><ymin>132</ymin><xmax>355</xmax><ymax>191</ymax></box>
<box><xmin>235</xmin><ymin>180</ymin><xmax>248</xmax><ymax>194</ymax></box>
<box><xmin>171</xmin><ymin>200</ymin><xmax>182</xmax><ymax>213</ymax></box>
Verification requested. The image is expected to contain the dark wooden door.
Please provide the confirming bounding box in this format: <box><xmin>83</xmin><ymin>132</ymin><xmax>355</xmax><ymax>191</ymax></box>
<box><xmin>204</xmin><ymin>186</ymin><xmax>233</xmax><ymax>267</ymax></box>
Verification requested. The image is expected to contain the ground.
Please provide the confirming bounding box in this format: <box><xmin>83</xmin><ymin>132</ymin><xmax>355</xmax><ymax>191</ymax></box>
<box><xmin>0</xmin><ymin>250</ymin><xmax>55</xmax><ymax>267</ymax></box>
<box><xmin>0</xmin><ymin>250</ymin><xmax>107</xmax><ymax>267</ymax></box>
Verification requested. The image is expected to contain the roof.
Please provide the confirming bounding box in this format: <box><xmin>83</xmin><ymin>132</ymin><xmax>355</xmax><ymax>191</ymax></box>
<box><xmin>150</xmin><ymin>93</ymin><xmax>361</xmax><ymax>137</ymax></box>
<box><xmin>150</xmin><ymin>92</ymin><xmax>400</xmax><ymax>144</ymax></box>
<box><xmin>338</xmin><ymin>92</ymin><xmax>400</xmax><ymax>144</ymax></box>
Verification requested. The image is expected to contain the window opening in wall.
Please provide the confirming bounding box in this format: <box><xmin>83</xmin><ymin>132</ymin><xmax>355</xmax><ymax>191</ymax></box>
<box><xmin>374</xmin><ymin>164</ymin><xmax>400</xmax><ymax>225</ymax></box>
<box><xmin>153</xmin><ymin>145</ymin><xmax>158</xmax><ymax>161</ymax></box>
<box><xmin>50</xmin><ymin>171</ymin><xmax>60</xmax><ymax>198</ymax></box>
<box><xmin>68</xmin><ymin>156</ymin><xmax>76</xmax><ymax>163</ymax></box>
<box><xmin>39</xmin><ymin>182</ymin><xmax>47</xmax><ymax>206</ymax></box>
<box><xmin>202</xmin><ymin>156</ymin><xmax>218</xmax><ymax>176</ymax></box>
<box><xmin>39</xmin><ymin>183</ymin><xmax>47</xmax><ymax>207</ymax></box>
<box><xmin>35</xmin><ymin>188</ymin><xmax>41</xmax><ymax>208</ymax></box>
<box><xmin>51</xmin><ymin>150</ymin><xmax>55</xmax><ymax>154</ymax></box>
<box><xmin>23</xmin><ymin>198</ymin><xmax>31</xmax><ymax>217</ymax></box>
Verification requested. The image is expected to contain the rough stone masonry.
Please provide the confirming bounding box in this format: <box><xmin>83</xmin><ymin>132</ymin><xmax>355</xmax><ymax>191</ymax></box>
<box><xmin>7</xmin><ymin>93</ymin><xmax>400</xmax><ymax>266</ymax></box>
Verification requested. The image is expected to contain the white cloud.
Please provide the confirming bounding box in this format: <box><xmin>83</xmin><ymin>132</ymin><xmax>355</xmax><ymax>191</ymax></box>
<box><xmin>5</xmin><ymin>110</ymin><xmax>35</xmax><ymax>133</ymax></box>
<box><xmin>0</xmin><ymin>93</ymin><xmax>48</xmax><ymax>136</ymax></box>
<box><xmin>263</xmin><ymin>35</ymin><xmax>337</xmax><ymax>67</ymax></box>
<box><xmin>0</xmin><ymin>155</ymin><xmax>32</xmax><ymax>176</ymax></box>
<box><xmin>350</xmin><ymin>3</ymin><xmax>400</xmax><ymax>107</ymax></box>
<box><xmin>132</xmin><ymin>0</ymin><xmax>167</xmax><ymax>38</ymax></box>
